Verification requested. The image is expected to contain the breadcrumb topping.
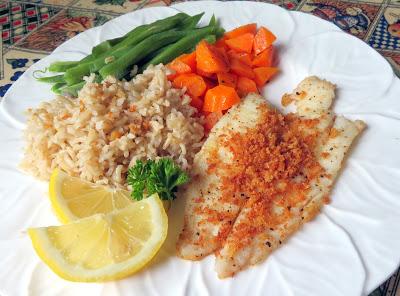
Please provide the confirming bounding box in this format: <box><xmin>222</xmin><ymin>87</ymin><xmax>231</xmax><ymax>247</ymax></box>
<box><xmin>205</xmin><ymin>105</ymin><xmax>322</xmax><ymax>250</ymax></box>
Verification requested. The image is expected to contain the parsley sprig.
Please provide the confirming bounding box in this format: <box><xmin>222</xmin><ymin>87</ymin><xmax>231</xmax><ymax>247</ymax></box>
<box><xmin>127</xmin><ymin>158</ymin><xmax>190</xmax><ymax>201</ymax></box>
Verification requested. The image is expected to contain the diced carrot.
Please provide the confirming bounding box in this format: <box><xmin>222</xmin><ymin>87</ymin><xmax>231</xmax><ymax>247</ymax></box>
<box><xmin>203</xmin><ymin>85</ymin><xmax>240</xmax><ymax>112</ymax></box>
<box><xmin>168</xmin><ymin>59</ymin><xmax>192</xmax><ymax>74</ymax></box>
<box><xmin>227</xmin><ymin>50</ymin><xmax>252</xmax><ymax>66</ymax></box>
<box><xmin>189</xmin><ymin>95</ymin><xmax>204</xmax><ymax>112</ymax></box>
<box><xmin>204</xmin><ymin>111</ymin><xmax>223</xmax><ymax>131</ymax></box>
<box><xmin>215</xmin><ymin>35</ymin><xmax>228</xmax><ymax>50</ymax></box>
<box><xmin>230</xmin><ymin>58</ymin><xmax>255</xmax><ymax>79</ymax></box>
<box><xmin>217</xmin><ymin>72</ymin><xmax>237</xmax><ymax>88</ymax></box>
<box><xmin>196</xmin><ymin>40</ymin><xmax>230</xmax><ymax>74</ymax></box>
<box><xmin>225</xmin><ymin>23</ymin><xmax>257</xmax><ymax>39</ymax></box>
<box><xmin>237</xmin><ymin>76</ymin><xmax>259</xmax><ymax>97</ymax></box>
<box><xmin>167</xmin><ymin>73</ymin><xmax>177</xmax><ymax>81</ymax></box>
<box><xmin>253</xmin><ymin>27</ymin><xmax>276</xmax><ymax>55</ymax></box>
<box><xmin>204</xmin><ymin>77</ymin><xmax>217</xmax><ymax>90</ymax></box>
<box><xmin>252</xmin><ymin>46</ymin><xmax>275</xmax><ymax>67</ymax></box>
<box><xmin>225</xmin><ymin>33</ymin><xmax>255</xmax><ymax>54</ymax></box>
<box><xmin>215</xmin><ymin>46</ymin><xmax>229</xmax><ymax>65</ymax></box>
<box><xmin>253</xmin><ymin>67</ymin><xmax>279</xmax><ymax>86</ymax></box>
<box><xmin>167</xmin><ymin>59</ymin><xmax>192</xmax><ymax>80</ymax></box>
<box><xmin>173</xmin><ymin>73</ymin><xmax>207</xmax><ymax>97</ymax></box>
<box><xmin>197</xmin><ymin>68</ymin><xmax>217</xmax><ymax>80</ymax></box>
<box><xmin>177</xmin><ymin>51</ymin><xmax>197</xmax><ymax>72</ymax></box>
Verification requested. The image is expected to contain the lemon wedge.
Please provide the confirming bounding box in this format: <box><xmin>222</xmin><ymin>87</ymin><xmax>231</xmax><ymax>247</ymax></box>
<box><xmin>49</xmin><ymin>169</ymin><xmax>133</xmax><ymax>223</ymax></box>
<box><xmin>28</xmin><ymin>194</ymin><xmax>168</xmax><ymax>282</ymax></box>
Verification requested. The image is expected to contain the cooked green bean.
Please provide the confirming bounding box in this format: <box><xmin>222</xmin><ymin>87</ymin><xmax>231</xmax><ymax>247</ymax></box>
<box><xmin>178</xmin><ymin>12</ymin><xmax>204</xmax><ymax>30</ymax></box>
<box><xmin>65</xmin><ymin>31</ymin><xmax>181</xmax><ymax>85</ymax></box>
<box><xmin>60</xmin><ymin>81</ymin><xmax>85</xmax><ymax>97</ymax></box>
<box><xmin>92</xmin><ymin>36</ymin><xmax>125</xmax><ymax>57</ymax></box>
<box><xmin>204</xmin><ymin>34</ymin><xmax>217</xmax><ymax>44</ymax></box>
<box><xmin>209</xmin><ymin>15</ymin><xmax>216</xmax><ymax>27</ymax></box>
<box><xmin>42</xmin><ymin>12</ymin><xmax>221</xmax><ymax>96</ymax></box>
<box><xmin>144</xmin><ymin>25</ymin><xmax>217</xmax><ymax>69</ymax></box>
<box><xmin>216</xmin><ymin>27</ymin><xmax>225</xmax><ymax>38</ymax></box>
<box><xmin>36</xmin><ymin>74</ymin><xmax>65</xmax><ymax>84</ymax></box>
<box><xmin>64</xmin><ymin>13</ymin><xmax>188</xmax><ymax>85</ymax></box>
<box><xmin>51</xmin><ymin>82</ymin><xmax>66</xmax><ymax>94</ymax></box>
<box><xmin>137</xmin><ymin>44</ymin><xmax>177</xmax><ymax>74</ymax></box>
<box><xmin>61</xmin><ymin>75</ymin><xmax>104</xmax><ymax>96</ymax></box>
<box><xmin>91</xmin><ymin>24</ymin><xmax>151</xmax><ymax>57</ymax></box>
<box><xmin>90</xmin><ymin>44</ymin><xmax>139</xmax><ymax>72</ymax></box>
<box><xmin>208</xmin><ymin>15</ymin><xmax>224</xmax><ymax>38</ymax></box>
<box><xmin>48</xmin><ymin>61</ymin><xmax>79</xmax><ymax>72</ymax></box>
<box><xmin>48</xmin><ymin>13</ymin><xmax>189</xmax><ymax>75</ymax></box>
<box><xmin>108</xmin><ymin>13</ymin><xmax>188</xmax><ymax>52</ymax></box>
<box><xmin>99</xmin><ymin>30</ymin><xmax>187</xmax><ymax>79</ymax></box>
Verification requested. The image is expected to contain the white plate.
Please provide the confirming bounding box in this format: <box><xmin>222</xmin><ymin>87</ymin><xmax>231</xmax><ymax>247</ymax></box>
<box><xmin>1</xmin><ymin>1</ymin><xmax>400</xmax><ymax>295</ymax></box>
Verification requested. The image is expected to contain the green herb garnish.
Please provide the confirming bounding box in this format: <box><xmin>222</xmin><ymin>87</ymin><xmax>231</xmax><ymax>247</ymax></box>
<box><xmin>127</xmin><ymin>158</ymin><xmax>190</xmax><ymax>201</ymax></box>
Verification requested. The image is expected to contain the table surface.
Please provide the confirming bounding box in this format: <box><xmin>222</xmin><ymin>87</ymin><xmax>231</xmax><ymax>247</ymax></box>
<box><xmin>0</xmin><ymin>0</ymin><xmax>399</xmax><ymax>295</ymax></box>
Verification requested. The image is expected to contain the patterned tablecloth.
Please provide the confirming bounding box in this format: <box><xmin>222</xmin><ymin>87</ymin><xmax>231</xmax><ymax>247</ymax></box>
<box><xmin>0</xmin><ymin>0</ymin><xmax>399</xmax><ymax>295</ymax></box>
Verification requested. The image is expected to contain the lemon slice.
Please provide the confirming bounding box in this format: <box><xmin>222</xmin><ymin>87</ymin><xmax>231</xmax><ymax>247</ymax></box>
<box><xmin>49</xmin><ymin>169</ymin><xmax>133</xmax><ymax>223</ymax></box>
<box><xmin>28</xmin><ymin>194</ymin><xmax>168</xmax><ymax>282</ymax></box>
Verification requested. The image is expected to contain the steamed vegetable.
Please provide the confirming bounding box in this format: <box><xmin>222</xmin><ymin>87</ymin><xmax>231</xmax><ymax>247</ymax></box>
<box><xmin>143</xmin><ymin>25</ymin><xmax>220</xmax><ymax>69</ymax></box>
<box><xmin>99</xmin><ymin>29</ymin><xmax>187</xmax><ymax>79</ymax></box>
<box><xmin>203</xmin><ymin>85</ymin><xmax>240</xmax><ymax>112</ymax></box>
<box><xmin>225</xmin><ymin>23</ymin><xmax>256</xmax><ymax>39</ymax></box>
<box><xmin>195</xmin><ymin>40</ymin><xmax>229</xmax><ymax>74</ymax></box>
<box><xmin>253</xmin><ymin>67</ymin><xmax>279</xmax><ymax>86</ymax></box>
<box><xmin>59</xmin><ymin>81</ymin><xmax>86</xmax><ymax>97</ymax></box>
<box><xmin>230</xmin><ymin>58</ymin><xmax>255</xmax><ymax>79</ymax></box>
<box><xmin>35</xmin><ymin>15</ymin><xmax>279</xmax><ymax>126</ymax></box>
<box><xmin>188</xmin><ymin>96</ymin><xmax>204</xmax><ymax>112</ymax></box>
<box><xmin>36</xmin><ymin>12</ymin><xmax>225</xmax><ymax>96</ymax></box>
<box><xmin>65</xmin><ymin>14</ymin><xmax>189</xmax><ymax>85</ymax></box>
<box><xmin>50</xmin><ymin>13</ymin><xmax>189</xmax><ymax>74</ymax></box>
<box><xmin>166</xmin><ymin>23</ymin><xmax>279</xmax><ymax>131</ymax></box>
<box><xmin>51</xmin><ymin>82</ymin><xmax>66</xmax><ymax>94</ymax></box>
<box><xmin>252</xmin><ymin>45</ymin><xmax>274</xmax><ymax>67</ymax></box>
<box><xmin>91</xmin><ymin>36</ymin><xmax>125</xmax><ymax>57</ymax></box>
<box><xmin>225</xmin><ymin>33</ymin><xmax>254</xmax><ymax>53</ymax></box>
<box><xmin>178</xmin><ymin>12</ymin><xmax>204</xmax><ymax>30</ymax></box>
<box><xmin>48</xmin><ymin>61</ymin><xmax>79</xmax><ymax>72</ymax></box>
<box><xmin>253</xmin><ymin>26</ymin><xmax>276</xmax><ymax>55</ymax></box>
<box><xmin>172</xmin><ymin>73</ymin><xmax>207</xmax><ymax>97</ymax></box>
<box><xmin>227</xmin><ymin>50</ymin><xmax>252</xmax><ymax>66</ymax></box>
<box><xmin>36</xmin><ymin>74</ymin><xmax>65</xmax><ymax>84</ymax></box>
<box><xmin>217</xmin><ymin>72</ymin><xmax>237</xmax><ymax>88</ymax></box>
<box><xmin>173</xmin><ymin>51</ymin><xmax>197</xmax><ymax>72</ymax></box>
<box><xmin>237</xmin><ymin>76</ymin><xmax>258</xmax><ymax>97</ymax></box>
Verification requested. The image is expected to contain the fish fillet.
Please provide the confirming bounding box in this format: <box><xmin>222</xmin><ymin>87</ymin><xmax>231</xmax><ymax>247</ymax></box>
<box><xmin>176</xmin><ymin>94</ymin><xmax>268</xmax><ymax>260</ymax></box>
<box><xmin>215</xmin><ymin>79</ymin><xmax>365</xmax><ymax>278</ymax></box>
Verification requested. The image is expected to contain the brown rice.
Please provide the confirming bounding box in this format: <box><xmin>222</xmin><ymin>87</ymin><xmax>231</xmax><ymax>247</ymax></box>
<box><xmin>20</xmin><ymin>64</ymin><xmax>205</xmax><ymax>188</ymax></box>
